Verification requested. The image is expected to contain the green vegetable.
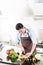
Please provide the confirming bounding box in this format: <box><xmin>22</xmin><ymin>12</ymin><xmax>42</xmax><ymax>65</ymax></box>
<box><xmin>32</xmin><ymin>53</ymin><xmax>36</xmax><ymax>57</ymax></box>
<box><xmin>8</xmin><ymin>49</ymin><xmax>18</xmax><ymax>62</ymax></box>
<box><xmin>10</xmin><ymin>48</ymin><xmax>14</xmax><ymax>51</ymax></box>
<box><xmin>25</xmin><ymin>58</ymin><xmax>29</xmax><ymax>61</ymax></box>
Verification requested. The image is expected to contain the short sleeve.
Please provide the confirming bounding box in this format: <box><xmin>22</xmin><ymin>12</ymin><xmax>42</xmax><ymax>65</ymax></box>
<box><xmin>29</xmin><ymin>29</ymin><xmax>38</xmax><ymax>44</ymax></box>
<box><xmin>16</xmin><ymin>33</ymin><xmax>21</xmax><ymax>44</ymax></box>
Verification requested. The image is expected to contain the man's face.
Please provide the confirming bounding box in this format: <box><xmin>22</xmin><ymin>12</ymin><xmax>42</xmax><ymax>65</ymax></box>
<box><xmin>18</xmin><ymin>29</ymin><xmax>23</xmax><ymax>33</ymax></box>
<box><xmin>17</xmin><ymin>28</ymin><xmax>26</xmax><ymax>34</ymax></box>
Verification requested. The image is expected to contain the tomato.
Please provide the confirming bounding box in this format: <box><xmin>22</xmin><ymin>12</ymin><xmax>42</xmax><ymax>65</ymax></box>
<box><xmin>6</xmin><ymin>50</ymin><xmax>11</xmax><ymax>55</ymax></box>
<box><xmin>32</xmin><ymin>57</ymin><xmax>36</xmax><ymax>62</ymax></box>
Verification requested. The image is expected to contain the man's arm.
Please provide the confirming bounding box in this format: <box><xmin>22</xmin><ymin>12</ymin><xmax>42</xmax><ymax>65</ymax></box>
<box><xmin>16</xmin><ymin>33</ymin><xmax>25</xmax><ymax>52</ymax></box>
<box><xmin>26</xmin><ymin>43</ymin><xmax>36</xmax><ymax>57</ymax></box>
<box><xmin>16</xmin><ymin>43</ymin><xmax>25</xmax><ymax>53</ymax></box>
<box><xmin>26</xmin><ymin>29</ymin><xmax>37</xmax><ymax>57</ymax></box>
<box><xmin>31</xmin><ymin>43</ymin><xmax>36</xmax><ymax>54</ymax></box>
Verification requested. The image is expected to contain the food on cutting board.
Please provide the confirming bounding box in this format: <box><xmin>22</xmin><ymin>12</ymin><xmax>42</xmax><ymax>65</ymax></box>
<box><xmin>19</xmin><ymin>54</ymin><xmax>28</xmax><ymax>60</ymax></box>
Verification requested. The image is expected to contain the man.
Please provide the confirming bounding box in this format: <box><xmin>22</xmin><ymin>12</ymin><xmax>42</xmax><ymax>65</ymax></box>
<box><xmin>15</xmin><ymin>23</ymin><xmax>37</xmax><ymax>57</ymax></box>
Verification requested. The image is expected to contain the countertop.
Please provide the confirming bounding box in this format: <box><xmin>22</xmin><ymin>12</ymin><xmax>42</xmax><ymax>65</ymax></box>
<box><xmin>0</xmin><ymin>44</ymin><xmax>43</xmax><ymax>65</ymax></box>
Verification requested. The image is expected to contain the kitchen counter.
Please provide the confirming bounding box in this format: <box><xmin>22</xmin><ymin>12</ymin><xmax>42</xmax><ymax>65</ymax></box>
<box><xmin>0</xmin><ymin>58</ymin><xmax>43</xmax><ymax>65</ymax></box>
<box><xmin>0</xmin><ymin>44</ymin><xmax>43</xmax><ymax>65</ymax></box>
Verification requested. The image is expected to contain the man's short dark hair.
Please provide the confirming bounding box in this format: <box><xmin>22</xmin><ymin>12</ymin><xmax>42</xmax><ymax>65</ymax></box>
<box><xmin>16</xmin><ymin>23</ymin><xmax>23</xmax><ymax>30</ymax></box>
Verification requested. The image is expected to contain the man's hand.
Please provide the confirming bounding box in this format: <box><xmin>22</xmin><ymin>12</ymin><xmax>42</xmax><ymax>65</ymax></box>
<box><xmin>25</xmin><ymin>52</ymin><xmax>32</xmax><ymax>57</ymax></box>
<box><xmin>21</xmin><ymin>46</ymin><xmax>25</xmax><ymax>54</ymax></box>
<box><xmin>16</xmin><ymin>44</ymin><xmax>25</xmax><ymax>53</ymax></box>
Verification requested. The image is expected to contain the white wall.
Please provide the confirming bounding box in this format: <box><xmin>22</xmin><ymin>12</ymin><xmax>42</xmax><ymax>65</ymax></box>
<box><xmin>0</xmin><ymin>0</ymin><xmax>43</xmax><ymax>44</ymax></box>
